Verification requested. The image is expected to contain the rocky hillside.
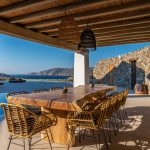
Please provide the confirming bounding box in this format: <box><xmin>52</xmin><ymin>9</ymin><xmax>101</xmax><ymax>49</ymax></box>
<box><xmin>30</xmin><ymin>67</ymin><xmax>93</xmax><ymax>76</ymax></box>
<box><xmin>0</xmin><ymin>73</ymin><xmax>11</xmax><ymax>80</ymax></box>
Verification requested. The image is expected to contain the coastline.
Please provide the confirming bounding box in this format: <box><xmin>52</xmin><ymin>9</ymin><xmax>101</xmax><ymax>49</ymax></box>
<box><xmin>25</xmin><ymin>79</ymin><xmax>73</xmax><ymax>82</ymax></box>
<box><xmin>0</xmin><ymin>75</ymin><xmax>73</xmax><ymax>83</ymax></box>
<box><xmin>0</xmin><ymin>79</ymin><xmax>73</xmax><ymax>83</ymax></box>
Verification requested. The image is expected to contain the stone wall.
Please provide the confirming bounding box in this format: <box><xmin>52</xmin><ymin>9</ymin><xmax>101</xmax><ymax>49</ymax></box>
<box><xmin>93</xmin><ymin>46</ymin><xmax>150</xmax><ymax>91</ymax></box>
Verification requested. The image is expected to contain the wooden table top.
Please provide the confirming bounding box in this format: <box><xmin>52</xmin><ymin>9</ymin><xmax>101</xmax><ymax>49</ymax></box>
<box><xmin>7</xmin><ymin>85</ymin><xmax>116</xmax><ymax>111</ymax></box>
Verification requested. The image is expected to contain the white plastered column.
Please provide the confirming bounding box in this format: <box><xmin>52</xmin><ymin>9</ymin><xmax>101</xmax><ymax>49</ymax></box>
<box><xmin>74</xmin><ymin>51</ymin><xmax>89</xmax><ymax>87</ymax></box>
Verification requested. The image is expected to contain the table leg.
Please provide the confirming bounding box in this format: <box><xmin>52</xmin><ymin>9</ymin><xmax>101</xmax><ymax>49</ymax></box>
<box><xmin>42</xmin><ymin>107</ymin><xmax>75</xmax><ymax>146</ymax></box>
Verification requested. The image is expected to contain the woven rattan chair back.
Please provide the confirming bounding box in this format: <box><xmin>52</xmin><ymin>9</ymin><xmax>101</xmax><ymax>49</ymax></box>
<box><xmin>92</xmin><ymin>98</ymin><xmax>111</xmax><ymax>127</ymax></box>
<box><xmin>73</xmin><ymin>92</ymin><xmax>106</xmax><ymax>112</ymax></box>
<box><xmin>121</xmin><ymin>89</ymin><xmax>129</xmax><ymax>106</ymax></box>
<box><xmin>7</xmin><ymin>91</ymin><xmax>42</xmax><ymax>115</ymax></box>
<box><xmin>68</xmin><ymin>98</ymin><xmax>111</xmax><ymax>129</ymax></box>
<box><xmin>0</xmin><ymin>103</ymin><xmax>37</xmax><ymax>137</ymax></box>
<box><xmin>32</xmin><ymin>88</ymin><xmax>49</xmax><ymax>93</ymax></box>
<box><xmin>7</xmin><ymin>91</ymin><xmax>29</xmax><ymax>98</ymax></box>
<box><xmin>82</xmin><ymin>102</ymin><xmax>96</xmax><ymax>111</ymax></box>
<box><xmin>72</xmin><ymin>94</ymin><xmax>94</xmax><ymax>111</ymax></box>
<box><xmin>64</xmin><ymin>85</ymin><xmax>73</xmax><ymax>89</ymax></box>
<box><xmin>106</xmin><ymin>94</ymin><xmax>119</xmax><ymax>117</ymax></box>
<box><xmin>115</xmin><ymin>92</ymin><xmax>124</xmax><ymax>110</ymax></box>
<box><xmin>50</xmin><ymin>86</ymin><xmax>63</xmax><ymax>91</ymax></box>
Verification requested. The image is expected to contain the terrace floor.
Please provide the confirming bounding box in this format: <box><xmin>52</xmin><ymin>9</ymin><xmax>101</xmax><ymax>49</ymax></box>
<box><xmin>0</xmin><ymin>94</ymin><xmax>150</xmax><ymax>150</ymax></box>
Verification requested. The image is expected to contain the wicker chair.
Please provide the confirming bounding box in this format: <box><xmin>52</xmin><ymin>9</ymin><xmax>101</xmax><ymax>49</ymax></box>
<box><xmin>64</xmin><ymin>85</ymin><xmax>73</xmax><ymax>89</ymax></box>
<box><xmin>7</xmin><ymin>91</ymin><xmax>42</xmax><ymax>115</ymax></box>
<box><xmin>32</xmin><ymin>88</ymin><xmax>49</xmax><ymax>93</ymax></box>
<box><xmin>119</xmin><ymin>89</ymin><xmax>129</xmax><ymax>122</ymax></box>
<box><xmin>108</xmin><ymin>90</ymin><xmax>128</xmax><ymax>125</ymax></box>
<box><xmin>0</xmin><ymin>103</ymin><xmax>54</xmax><ymax>150</ymax></box>
<box><xmin>50</xmin><ymin>87</ymin><xmax>63</xmax><ymax>91</ymax></box>
<box><xmin>7</xmin><ymin>91</ymin><xmax>29</xmax><ymax>98</ymax></box>
<box><xmin>72</xmin><ymin>92</ymin><xmax>105</xmax><ymax>112</ymax></box>
<box><xmin>67</xmin><ymin>99</ymin><xmax>111</xmax><ymax>150</ymax></box>
<box><xmin>104</xmin><ymin>92</ymin><xmax>125</xmax><ymax>143</ymax></box>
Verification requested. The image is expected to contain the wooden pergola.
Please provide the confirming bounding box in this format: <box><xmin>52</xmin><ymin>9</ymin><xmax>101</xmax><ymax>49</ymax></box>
<box><xmin>0</xmin><ymin>0</ymin><xmax>150</xmax><ymax>86</ymax></box>
<box><xmin>0</xmin><ymin>0</ymin><xmax>150</xmax><ymax>50</ymax></box>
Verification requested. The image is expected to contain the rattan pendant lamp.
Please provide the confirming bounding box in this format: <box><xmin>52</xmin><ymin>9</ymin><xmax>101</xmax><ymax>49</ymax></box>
<box><xmin>57</xmin><ymin>8</ymin><xmax>80</xmax><ymax>43</ymax></box>
<box><xmin>78</xmin><ymin>21</ymin><xmax>96</xmax><ymax>52</ymax></box>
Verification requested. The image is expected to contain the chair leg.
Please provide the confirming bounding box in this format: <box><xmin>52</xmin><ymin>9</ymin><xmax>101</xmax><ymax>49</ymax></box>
<box><xmin>117</xmin><ymin>110</ymin><xmax>123</xmax><ymax>125</ymax></box>
<box><xmin>105</xmin><ymin>122</ymin><xmax>111</xmax><ymax>143</ymax></box>
<box><xmin>91</xmin><ymin>129</ymin><xmax>98</xmax><ymax>150</ymax></box>
<box><xmin>101</xmin><ymin>128</ymin><xmax>108</xmax><ymax>150</ymax></box>
<box><xmin>113</xmin><ymin>114</ymin><xmax>119</xmax><ymax>133</ymax></box>
<box><xmin>122</xmin><ymin>106</ymin><xmax>128</xmax><ymax>120</ymax></box>
<box><xmin>23</xmin><ymin>138</ymin><xmax>25</xmax><ymax>150</ymax></box>
<box><xmin>124</xmin><ymin>108</ymin><xmax>128</xmax><ymax>119</ymax></box>
<box><xmin>67</xmin><ymin>132</ymin><xmax>73</xmax><ymax>150</ymax></box>
<box><xmin>82</xmin><ymin>129</ymin><xmax>86</xmax><ymax>140</ymax></box>
<box><xmin>98</xmin><ymin>129</ymin><xmax>101</xmax><ymax>149</ymax></box>
<box><xmin>78</xmin><ymin>126</ymin><xmax>81</xmax><ymax>143</ymax></box>
<box><xmin>110</xmin><ymin>117</ymin><xmax>117</xmax><ymax>136</ymax></box>
<box><xmin>28</xmin><ymin>137</ymin><xmax>32</xmax><ymax>150</ymax></box>
<box><xmin>67</xmin><ymin>127</ymin><xmax>75</xmax><ymax>150</ymax></box>
<box><xmin>120</xmin><ymin>109</ymin><xmax>126</xmax><ymax>123</ymax></box>
<box><xmin>48</xmin><ymin>127</ymin><xmax>54</xmax><ymax>143</ymax></box>
<box><xmin>46</xmin><ymin>129</ymin><xmax>53</xmax><ymax>150</ymax></box>
<box><xmin>7</xmin><ymin>135</ymin><xmax>13</xmax><ymax>150</ymax></box>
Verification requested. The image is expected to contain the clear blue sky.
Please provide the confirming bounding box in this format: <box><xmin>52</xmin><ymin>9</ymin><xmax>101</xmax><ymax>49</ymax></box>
<box><xmin>0</xmin><ymin>33</ymin><xmax>150</xmax><ymax>74</ymax></box>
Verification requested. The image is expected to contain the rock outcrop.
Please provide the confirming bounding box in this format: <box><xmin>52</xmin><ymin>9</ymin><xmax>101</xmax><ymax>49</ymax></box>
<box><xmin>93</xmin><ymin>46</ymin><xmax>150</xmax><ymax>92</ymax></box>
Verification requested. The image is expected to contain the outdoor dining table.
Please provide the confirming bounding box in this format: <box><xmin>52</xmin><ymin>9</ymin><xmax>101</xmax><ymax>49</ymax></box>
<box><xmin>7</xmin><ymin>84</ymin><xmax>116</xmax><ymax>146</ymax></box>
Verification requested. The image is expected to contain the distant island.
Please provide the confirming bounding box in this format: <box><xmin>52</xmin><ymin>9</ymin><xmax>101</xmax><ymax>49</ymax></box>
<box><xmin>0</xmin><ymin>73</ymin><xmax>11</xmax><ymax>80</ymax></box>
<box><xmin>30</xmin><ymin>67</ymin><xmax>93</xmax><ymax>76</ymax></box>
<box><xmin>9</xmin><ymin>77</ymin><xmax>26</xmax><ymax>83</ymax></box>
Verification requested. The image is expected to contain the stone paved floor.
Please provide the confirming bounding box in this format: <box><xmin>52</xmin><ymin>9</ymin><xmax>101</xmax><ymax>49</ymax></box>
<box><xmin>0</xmin><ymin>94</ymin><xmax>150</xmax><ymax>150</ymax></box>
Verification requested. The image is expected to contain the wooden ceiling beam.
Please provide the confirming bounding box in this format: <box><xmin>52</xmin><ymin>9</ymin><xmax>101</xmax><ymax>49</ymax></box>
<box><xmin>62</xmin><ymin>26</ymin><xmax>150</xmax><ymax>38</ymax></box>
<box><xmin>9</xmin><ymin>0</ymin><xmax>104</xmax><ymax>23</ymax></box>
<box><xmin>25</xmin><ymin>9</ymin><xmax>147</xmax><ymax>29</ymax></box>
<box><xmin>93</xmin><ymin>24</ymin><xmax>150</xmax><ymax>35</ymax></box>
<box><xmin>67</xmin><ymin>33</ymin><xmax>150</xmax><ymax>43</ymax></box>
<box><xmin>0</xmin><ymin>0</ymin><xmax>56</xmax><ymax>15</ymax></box>
<box><xmin>96</xmin><ymin>33</ymin><xmax>150</xmax><ymax>42</ymax></box>
<box><xmin>66</xmin><ymin>32</ymin><xmax>150</xmax><ymax>43</ymax></box>
<box><xmin>46</xmin><ymin>17</ymin><xmax>150</xmax><ymax>35</ymax></box>
<box><xmin>58</xmin><ymin>29</ymin><xmax>150</xmax><ymax>41</ymax></box>
<box><xmin>0</xmin><ymin>20</ymin><xmax>78</xmax><ymax>51</ymax></box>
<box><xmin>94</xmin><ymin>27</ymin><xmax>150</xmax><ymax>37</ymax></box>
<box><xmin>96</xmin><ymin>36</ymin><xmax>150</xmax><ymax>44</ymax></box>
<box><xmin>10</xmin><ymin>0</ymin><xmax>150</xmax><ymax>24</ymax></box>
<box><xmin>96</xmin><ymin>38</ymin><xmax>150</xmax><ymax>47</ymax></box>
<box><xmin>38</xmin><ymin>10</ymin><xmax>150</xmax><ymax>33</ymax></box>
<box><xmin>26</xmin><ymin>3</ymin><xmax>150</xmax><ymax>29</ymax></box>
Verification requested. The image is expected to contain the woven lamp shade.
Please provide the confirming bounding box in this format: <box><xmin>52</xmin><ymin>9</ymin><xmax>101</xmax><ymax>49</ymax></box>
<box><xmin>58</xmin><ymin>15</ymin><xmax>80</xmax><ymax>43</ymax></box>
<box><xmin>78</xmin><ymin>28</ymin><xmax>96</xmax><ymax>51</ymax></box>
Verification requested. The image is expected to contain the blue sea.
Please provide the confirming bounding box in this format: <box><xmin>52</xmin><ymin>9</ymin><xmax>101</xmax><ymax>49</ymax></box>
<box><xmin>0</xmin><ymin>75</ymin><xmax>73</xmax><ymax>118</ymax></box>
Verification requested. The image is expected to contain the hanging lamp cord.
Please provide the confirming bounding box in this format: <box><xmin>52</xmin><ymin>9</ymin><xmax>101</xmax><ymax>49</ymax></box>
<box><xmin>87</xmin><ymin>20</ymin><xmax>91</xmax><ymax>28</ymax></box>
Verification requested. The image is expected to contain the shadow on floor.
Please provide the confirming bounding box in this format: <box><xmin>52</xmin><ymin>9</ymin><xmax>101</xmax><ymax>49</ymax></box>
<box><xmin>71</xmin><ymin>106</ymin><xmax>150</xmax><ymax>150</ymax></box>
